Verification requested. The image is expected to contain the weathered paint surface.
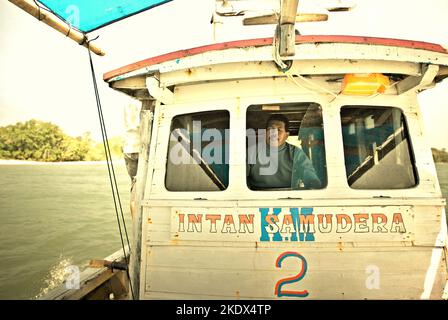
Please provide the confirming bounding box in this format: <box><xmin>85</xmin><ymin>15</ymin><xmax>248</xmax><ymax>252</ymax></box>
<box><xmin>110</xmin><ymin>40</ymin><xmax>448</xmax><ymax>299</ymax></box>
<box><xmin>171</xmin><ymin>206</ymin><xmax>413</xmax><ymax>243</ymax></box>
<box><xmin>141</xmin><ymin>199</ymin><xmax>447</xmax><ymax>299</ymax></box>
<box><xmin>104</xmin><ymin>35</ymin><xmax>448</xmax><ymax>81</ymax></box>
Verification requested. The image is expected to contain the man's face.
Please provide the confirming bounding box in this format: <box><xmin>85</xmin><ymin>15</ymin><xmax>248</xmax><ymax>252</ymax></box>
<box><xmin>266</xmin><ymin>120</ymin><xmax>289</xmax><ymax>147</ymax></box>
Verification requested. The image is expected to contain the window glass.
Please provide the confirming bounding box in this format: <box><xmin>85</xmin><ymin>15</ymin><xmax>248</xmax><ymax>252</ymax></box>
<box><xmin>246</xmin><ymin>103</ymin><xmax>327</xmax><ymax>191</ymax></box>
<box><xmin>341</xmin><ymin>106</ymin><xmax>417</xmax><ymax>189</ymax></box>
<box><xmin>165</xmin><ymin>110</ymin><xmax>229</xmax><ymax>191</ymax></box>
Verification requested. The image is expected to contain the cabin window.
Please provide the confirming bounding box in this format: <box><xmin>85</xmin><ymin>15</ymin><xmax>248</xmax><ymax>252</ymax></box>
<box><xmin>165</xmin><ymin>110</ymin><xmax>230</xmax><ymax>191</ymax></box>
<box><xmin>246</xmin><ymin>103</ymin><xmax>327</xmax><ymax>191</ymax></box>
<box><xmin>340</xmin><ymin>106</ymin><xmax>417</xmax><ymax>189</ymax></box>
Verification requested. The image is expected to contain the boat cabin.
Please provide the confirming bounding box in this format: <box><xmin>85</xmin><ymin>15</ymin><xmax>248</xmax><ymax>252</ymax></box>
<box><xmin>9</xmin><ymin>0</ymin><xmax>448</xmax><ymax>301</ymax></box>
<box><xmin>104</xmin><ymin>35</ymin><xmax>448</xmax><ymax>299</ymax></box>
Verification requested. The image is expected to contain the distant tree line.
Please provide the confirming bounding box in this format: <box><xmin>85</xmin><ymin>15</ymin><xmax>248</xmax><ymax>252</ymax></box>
<box><xmin>432</xmin><ymin>148</ymin><xmax>448</xmax><ymax>163</ymax></box>
<box><xmin>2</xmin><ymin>119</ymin><xmax>444</xmax><ymax>163</ymax></box>
<box><xmin>0</xmin><ymin>120</ymin><xmax>123</xmax><ymax>162</ymax></box>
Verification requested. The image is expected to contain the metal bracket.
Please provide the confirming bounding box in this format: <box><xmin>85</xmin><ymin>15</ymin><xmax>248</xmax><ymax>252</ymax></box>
<box><xmin>396</xmin><ymin>64</ymin><xmax>440</xmax><ymax>95</ymax></box>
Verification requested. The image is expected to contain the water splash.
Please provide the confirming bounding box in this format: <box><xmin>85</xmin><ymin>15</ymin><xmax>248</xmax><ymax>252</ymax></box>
<box><xmin>34</xmin><ymin>255</ymin><xmax>75</xmax><ymax>299</ymax></box>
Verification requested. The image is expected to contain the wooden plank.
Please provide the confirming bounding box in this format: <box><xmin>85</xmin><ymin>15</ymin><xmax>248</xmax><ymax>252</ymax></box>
<box><xmin>414</xmin><ymin>205</ymin><xmax>447</xmax><ymax>246</ymax></box>
<box><xmin>243</xmin><ymin>13</ymin><xmax>328</xmax><ymax>25</ymax></box>
<box><xmin>147</xmin><ymin>223</ymin><xmax>170</xmax><ymax>233</ymax></box>
<box><xmin>143</xmin><ymin>247</ymin><xmax>446</xmax><ymax>299</ymax></box>
<box><xmin>145</xmin><ymin>246</ymin><xmax>437</xmax><ymax>271</ymax></box>
<box><xmin>277</xmin><ymin>0</ymin><xmax>300</xmax><ymax>57</ymax></box>
<box><xmin>143</xmin><ymin>291</ymin><xmax>235</xmax><ymax>299</ymax></box>
<box><xmin>280</xmin><ymin>0</ymin><xmax>299</xmax><ymax>25</ymax></box>
<box><xmin>139</xmin><ymin>103</ymin><xmax>165</xmax><ymax>299</ymax></box>
<box><xmin>111</xmin><ymin>76</ymin><xmax>147</xmax><ymax>90</ymax></box>
<box><xmin>143</xmin><ymin>201</ymin><xmax>445</xmax><ymax>247</ymax></box>
<box><xmin>40</xmin><ymin>247</ymin><xmax>129</xmax><ymax>300</ymax></box>
<box><xmin>129</xmin><ymin>106</ymin><xmax>154</xmax><ymax>299</ymax></box>
<box><xmin>89</xmin><ymin>260</ymin><xmax>127</xmax><ymax>270</ymax></box>
<box><xmin>145</xmin><ymin>239</ymin><xmax>419</xmax><ymax>248</ymax></box>
<box><xmin>65</xmin><ymin>270</ymin><xmax>117</xmax><ymax>300</ymax></box>
<box><xmin>166</xmin><ymin>206</ymin><xmax>414</xmax><ymax>243</ymax></box>
<box><xmin>279</xmin><ymin>23</ymin><xmax>296</xmax><ymax>57</ymax></box>
<box><xmin>145</xmin><ymin>269</ymin><xmax>438</xmax><ymax>299</ymax></box>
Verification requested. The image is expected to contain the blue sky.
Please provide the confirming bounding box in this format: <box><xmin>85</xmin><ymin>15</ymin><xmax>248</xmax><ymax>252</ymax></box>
<box><xmin>1</xmin><ymin>0</ymin><xmax>447</xmax><ymax>149</ymax></box>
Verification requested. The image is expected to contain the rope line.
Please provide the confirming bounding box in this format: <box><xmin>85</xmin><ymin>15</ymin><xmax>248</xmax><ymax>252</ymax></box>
<box><xmin>86</xmin><ymin>39</ymin><xmax>135</xmax><ymax>300</ymax></box>
<box><xmin>272</xmin><ymin>24</ymin><xmax>339</xmax><ymax>98</ymax></box>
<box><xmin>271</xmin><ymin>4</ymin><xmax>340</xmax><ymax>98</ymax></box>
<box><xmin>33</xmin><ymin>0</ymin><xmax>42</xmax><ymax>21</ymax></box>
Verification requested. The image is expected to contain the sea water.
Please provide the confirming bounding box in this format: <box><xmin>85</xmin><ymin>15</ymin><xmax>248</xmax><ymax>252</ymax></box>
<box><xmin>0</xmin><ymin>162</ymin><xmax>131</xmax><ymax>299</ymax></box>
<box><xmin>0</xmin><ymin>162</ymin><xmax>446</xmax><ymax>299</ymax></box>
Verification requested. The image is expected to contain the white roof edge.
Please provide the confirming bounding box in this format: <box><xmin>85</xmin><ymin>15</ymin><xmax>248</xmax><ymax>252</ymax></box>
<box><xmin>107</xmin><ymin>42</ymin><xmax>448</xmax><ymax>84</ymax></box>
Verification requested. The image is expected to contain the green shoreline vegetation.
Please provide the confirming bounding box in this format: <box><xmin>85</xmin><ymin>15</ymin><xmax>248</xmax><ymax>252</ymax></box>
<box><xmin>1</xmin><ymin>119</ymin><xmax>447</xmax><ymax>163</ymax></box>
<box><xmin>0</xmin><ymin>120</ymin><xmax>123</xmax><ymax>162</ymax></box>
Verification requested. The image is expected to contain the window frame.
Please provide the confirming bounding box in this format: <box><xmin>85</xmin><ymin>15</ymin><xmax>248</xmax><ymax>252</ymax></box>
<box><xmin>164</xmin><ymin>109</ymin><xmax>231</xmax><ymax>192</ymax></box>
<box><xmin>245</xmin><ymin>102</ymin><xmax>328</xmax><ymax>192</ymax></box>
<box><xmin>152</xmin><ymin>96</ymin><xmax>333</xmax><ymax>200</ymax></box>
<box><xmin>339</xmin><ymin>104</ymin><xmax>419</xmax><ymax>190</ymax></box>
<box><xmin>150</xmin><ymin>93</ymin><xmax>432</xmax><ymax>201</ymax></box>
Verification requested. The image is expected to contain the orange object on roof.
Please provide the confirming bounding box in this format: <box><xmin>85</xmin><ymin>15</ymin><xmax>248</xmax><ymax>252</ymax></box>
<box><xmin>341</xmin><ymin>73</ymin><xmax>390</xmax><ymax>95</ymax></box>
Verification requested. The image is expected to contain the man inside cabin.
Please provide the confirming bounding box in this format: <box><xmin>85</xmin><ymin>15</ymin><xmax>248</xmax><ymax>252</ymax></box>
<box><xmin>247</xmin><ymin>114</ymin><xmax>322</xmax><ymax>190</ymax></box>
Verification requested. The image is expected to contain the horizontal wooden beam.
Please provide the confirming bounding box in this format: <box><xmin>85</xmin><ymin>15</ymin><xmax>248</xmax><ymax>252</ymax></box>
<box><xmin>159</xmin><ymin>60</ymin><xmax>421</xmax><ymax>88</ymax></box>
<box><xmin>110</xmin><ymin>76</ymin><xmax>147</xmax><ymax>90</ymax></box>
<box><xmin>89</xmin><ymin>259</ymin><xmax>128</xmax><ymax>270</ymax></box>
<box><xmin>243</xmin><ymin>13</ymin><xmax>328</xmax><ymax>25</ymax></box>
<box><xmin>8</xmin><ymin>0</ymin><xmax>105</xmax><ymax>56</ymax></box>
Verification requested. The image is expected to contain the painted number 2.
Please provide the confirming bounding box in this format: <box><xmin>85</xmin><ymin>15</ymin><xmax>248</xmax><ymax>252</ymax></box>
<box><xmin>275</xmin><ymin>251</ymin><xmax>309</xmax><ymax>298</ymax></box>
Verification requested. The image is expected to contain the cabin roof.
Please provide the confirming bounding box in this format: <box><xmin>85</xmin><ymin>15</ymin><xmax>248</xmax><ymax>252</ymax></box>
<box><xmin>103</xmin><ymin>35</ymin><xmax>448</xmax><ymax>82</ymax></box>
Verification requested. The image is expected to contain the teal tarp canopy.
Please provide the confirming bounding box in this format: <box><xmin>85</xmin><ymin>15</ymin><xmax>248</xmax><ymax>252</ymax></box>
<box><xmin>37</xmin><ymin>0</ymin><xmax>172</xmax><ymax>33</ymax></box>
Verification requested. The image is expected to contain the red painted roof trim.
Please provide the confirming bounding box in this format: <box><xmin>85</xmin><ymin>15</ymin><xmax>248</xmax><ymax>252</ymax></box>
<box><xmin>103</xmin><ymin>35</ymin><xmax>447</xmax><ymax>81</ymax></box>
